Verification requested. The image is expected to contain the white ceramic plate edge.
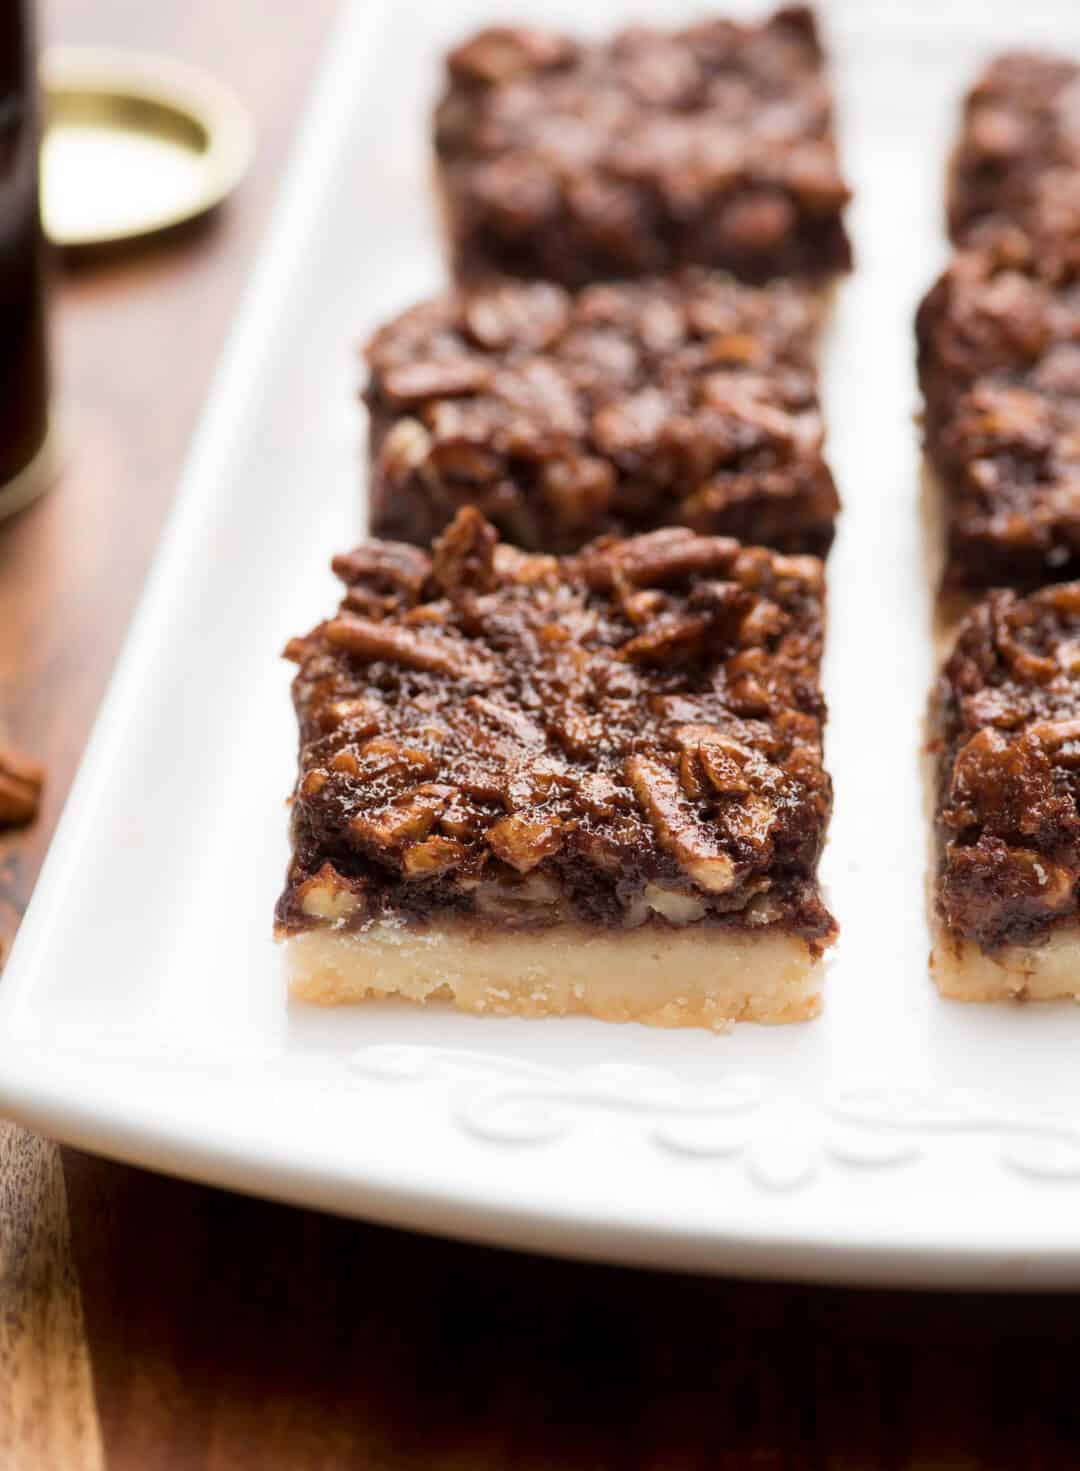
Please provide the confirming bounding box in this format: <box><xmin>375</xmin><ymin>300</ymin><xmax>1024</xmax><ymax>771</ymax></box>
<box><xmin>4</xmin><ymin>0</ymin><xmax>1080</xmax><ymax>1291</ymax></box>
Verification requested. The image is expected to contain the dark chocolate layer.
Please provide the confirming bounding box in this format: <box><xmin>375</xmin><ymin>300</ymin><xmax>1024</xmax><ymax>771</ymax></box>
<box><xmin>932</xmin><ymin>581</ymin><xmax>1080</xmax><ymax>952</ymax></box>
<box><xmin>277</xmin><ymin>509</ymin><xmax>836</xmax><ymax>946</ymax></box>
<box><xmin>434</xmin><ymin>8</ymin><xmax>852</xmax><ymax>287</ymax></box>
<box><xmin>364</xmin><ymin>271</ymin><xmax>838</xmax><ymax>557</ymax></box>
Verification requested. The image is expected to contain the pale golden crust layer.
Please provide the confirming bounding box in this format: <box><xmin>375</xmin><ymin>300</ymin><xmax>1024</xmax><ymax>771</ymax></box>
<box><xmin>286</xmin><ymin>922</ymin><xmax>823</xmax><ymax>1031</ymax></box>
<box><xmin>932</xmin><ymin>922</ymin><xmax>1080</xmax><ymax>1003</ymax></box>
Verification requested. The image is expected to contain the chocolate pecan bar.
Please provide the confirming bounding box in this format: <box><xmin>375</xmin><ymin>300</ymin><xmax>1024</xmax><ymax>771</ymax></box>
<box><xmin>434</xmin><ymin>8</ymin><xmax>852</xmax><ymax>288</ymax></box>
<box><xmin>364</xmin><ymin>272</ymin><xmax>838</xmax><ymax>557</ymax></box>
<box><xmin>930</xmin><ymin>581</ymin><xmax>1080</xmax><ymax>1001</ymax></box>
<box><xmin>276</xmin><ymin>509</ymin><xmax>836</xmax><ymax>1029</ymax></box>
<box><xmin>916</xmin><ymin>243</ymin><xmax>1080</xmax><ymax>590</ymax></box>
<box><xmin>949</xmin><ymin>51</ymin><xmax>1080</xmax><ymax>263</ymax></box>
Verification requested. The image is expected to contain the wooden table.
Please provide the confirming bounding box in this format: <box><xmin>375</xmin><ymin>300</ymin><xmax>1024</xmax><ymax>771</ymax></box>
<box><xmin>3</xmin><ymin>3</ymin><xmax>1080</xmax><ymax>1466</ymax></box>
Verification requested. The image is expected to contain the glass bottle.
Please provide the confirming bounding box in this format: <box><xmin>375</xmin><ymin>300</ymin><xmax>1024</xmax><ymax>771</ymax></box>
<box><xmin>0</xmin><ymin>0</ymin><xmax>51</xmax><ymax>515</ymax></box>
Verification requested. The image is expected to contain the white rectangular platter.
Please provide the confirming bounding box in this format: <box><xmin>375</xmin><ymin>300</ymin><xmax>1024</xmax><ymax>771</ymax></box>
<box><xmin>3</xmin><ymin>0</ymin><xmax>1080</xmax><ymax>1289</ymax></box>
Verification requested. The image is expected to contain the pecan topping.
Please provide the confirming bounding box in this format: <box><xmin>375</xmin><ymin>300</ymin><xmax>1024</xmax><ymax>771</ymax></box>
<box><xmin>432</xmin><ymin>505</ymin><xmax>498</xmax><ymax>596</ymax></box>
<box><xmin>933</xmin><ymin>582</ymin><xmax>1080</xmax><ymax>950</ymax></box>
<box><xmin>621</xmin><ymin>614</ymin><xmax>712</xmax><ymax>667</ymax></box>
<box><xmin>296</xmin><ymin>863</ymin><xmax>364</xmax><ymax>923</ymax></box>
<box><xmin>435</xmin><ymin>12</ymin><xmax>851</xmax><ymax>289</ymax></box>
<box><xmin>626</xmin><ymin>754</ymin><xmax>736</xmax><ymax>893</ymax></box>
<box><xmin>403</xmin><ymin>836</ymin><xmax>468</xmax><ymax>878</ymax></box>
<box><xmin>350</xmin><ymin>783</ymin><xmax>453</xmax><ymax>853</ymax></box>
<box><xmin>277</xmin><ymin>511</ymin><xmax>834</xmax><ymax>947</ymax></box>
<box><xmin>949</xmin><ymin>51</ymin><xmax>1080</xmax><ymax>258</ymax></box>
<box><xmin>331</xmin><ymin>542</ymin><xmax>430</xmax><ymax>602</ymax></box>
<box><xmin>487</xmin><ymin>813</ymin><xmax>564</xmax><ymax>872</ymax></box>
<box><xmin>917</xmin><ymin>242</ymin><xmax>1080</xmax><ymax>589</ymax></box>
<box><xmin>447</xmin><ymin>27</ymin><xmax>575</xmax><ymax>86</ymax></box>
<box><xmin>324</xmin><ymin>614</ymin><xmax>495</xmax><ymax>685</ymax></box>
<box><xmin>381</xmin><ymin>359</ymin><xmax>492</xmax><ymax>405</ymax></box>
<box><xmin>675</xmin><ymin>726</ymin><xmax>756</xmax><ymax>797</ymax></box>
<box><xmin>0</xmin><ymin>744</ymin><xmax>44</xmax><ymax>828</ymax></box>
<box><xmin>580</xmin><ymin>529</ymin><xmax>740</xmax><ymax>591</ymax></box>
<box><xmin>364</xmin><ymin>269</ymin><xmax>838</xmax><ymax>558</ymax></box>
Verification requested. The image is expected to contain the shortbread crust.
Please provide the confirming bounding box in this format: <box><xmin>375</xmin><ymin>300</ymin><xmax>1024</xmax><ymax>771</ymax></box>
<box><xmin>286</xmin><ymin>922</ymin><xmax>822</xmax><ymax>1029</ymax></box>
<box><xmin>932</xmin><ymin>925</ymin><xmax>1080</xmax><ymax>1003</ymax></box>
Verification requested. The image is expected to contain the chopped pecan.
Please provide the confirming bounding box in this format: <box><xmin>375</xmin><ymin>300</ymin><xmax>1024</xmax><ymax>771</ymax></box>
<box><xmin>376</xmin><ymin>417</ymin><xmax>432</xmax><ymax>483</ymax></box>
<box><xmin>340</xmin><ymin>587</ymin><xmax>391</xmax><ymax>618</ymax></box>
<box><xmin>626</xmin><ymin>753</ymin><xmax>735</xmax><ymax>893</ymax></box>
<box><xmin>677</xmin><ymin>747</ymin><xmax>707</xmax><ymax>800</ymax></box>
<box><xmin>590</xmin><ymin>388</ymin><xmax>669</xmax><ymax>459</ymax></box>
<box><xmin>466</xmin><ymin>695</ymin><xmax>546</xmax><ymax>750</ymax></box>
<box><xmin>687</xmin><ymin>580</ymin><xmax>754</xmax><ymax>642</ymax></box>
<box><xmin>332</xmin><ymin>541</ymin><xmax>431</xmax><ymax>601</ymax></box>
<box><xmin>945</xmin><ymin>727</ymin><xmax>1058</xmax><ymax>835</ymax></box>
<box><xmin>621</xmin><ymin>613</ymin><xmax>710</xmax><ymax>666</ymax></box>
<box><xmin>381</xmin><ymin>358</ymin><xmax>492</xmax><ymax>405</ymax></box>
<box><xmin>941</xmin><ymin>838</ymin><xmax>1078</xmax><ymax>943</ymax></box>
<box><xmin>463</xmin><ymin>281</ymin><xmax>570</xmax><ymax>351</ymax></box>
<box><xmin>300</xmin><ymin>769</ymin><xmax>329</xmax><ymax>797</ymax></box>
<box><xmin>505</xmin><ymin>753</ymin><xmax>567</xmax><ymax>810</ymax></box>
<box><xmin>447</xmin><ymin>26</ymin><xmax>574</xmax><ymax>85</ymax></box>
<box><xmin>403</xmin><ymin>836</ymin><xmax>468</xmax><ymax>877</ymax></box>
<box><xmin>540</xmin><ymin>456</ymin><xmax>616</xmax><ymax>531</ymax></box>
<box><xmin>350</xmin><ymin>783</ymin><xmax>453</xmax><ymax>852</ymax></box>
<box><xmin>472</xmin><ymin>870</ymin><xmax>564</xmax><ymax>921</ymax></box>
<box><xmin>432</xmin><ymin>506</ymin><xmax>498</xmax><ymax>595</ymax></box>
<box><xmin>641</xmin><ymin>883</ymin><xmax>707</xmax><ymax>925</ymax></box>
<box><xmin>548</xmin><ymin>703</ymin><xmax>602</xmax><ymax>760</ymax></box>
<box><xmin>427</xmin><ymin>439</ymin><xmax>502</xmax><ymax>484</ymax></box>
<box><xmin>575</xmin><ymin>771</ymin><xmax>623</xmax><ymax>816</ymax></box>
<box><xmin>357</xmin><ymin>741</ymin><xmax>440</xmax><ymax>792</ymax></box>
<box><xmin>990</xmin><ymin>602</ymin><xmax>1060</xmax><ymax>684</ymax></box>
<box><xmin>699</xmin><ymin>740</ymin><xmax>755</xmax><ymax>797</ymax></box>
<box><xmin>706</xmin><ymin>332</ymin><xmax>762</xmax><ymax>366</ymax></box>
<box><xmin>1028</xmin><ymin>717</ymin><xmax>1080</xmax><ymax>755</ymax></box>
<box><xmin>486</xmin><ymin>812</ymin><xmax>564</xmax><ymax>872</ymax></box>
<box><xmin>673</xmin><ymin>725</ymin><xmax>760</xmax><ymax>797</ymax></box>
<box><xmin>0</xmin><ymin>745</ymin><xmax>44</xmax><ymax>828</ymax></box>
<box><xmin>718</xmin><ymin>793</ymin><xmax>778</xmax><ymax>855</ymax></box>
<box><xmin>613</xmin><ymin>579</ymin><xmax>668</xmax><ymax>627</ymax></box>
<box><xmin>296</xmin><ymin>863</ymin><xmax>364</xmax><ymax>924</ymax></box>
<box><xmin>324</xmin><ymin>614</ymin><xmax>495</xmax><ymax>684</ymax></box>
<box><xmin>582</xmin><ymin>528</ymin><xmax>738</xmax><ymax>591</ymax></box>
<box><xmin>738</xmin><ymin>597</ymin><xmax>787</xmax><ymax>645</ymax></box>
<box><xmin>324</xmin><ymin>697</ymin><xmax>382</xmax><ymax>737</ymax></box>
<box><xmin>438</xmin><ymin>793</ymin><xmax>485</xmax><ymax>839</ymax></box>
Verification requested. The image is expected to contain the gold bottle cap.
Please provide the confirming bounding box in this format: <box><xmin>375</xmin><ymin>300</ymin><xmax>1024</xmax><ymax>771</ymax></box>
<box><xmin>40</xmin><ymin>47</ymin><xmax>254</xmax><ymax>248</ymax></box>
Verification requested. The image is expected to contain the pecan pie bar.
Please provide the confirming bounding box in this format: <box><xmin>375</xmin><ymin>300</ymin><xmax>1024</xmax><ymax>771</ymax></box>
<box><xmin>276</xmin><ymin>509</ymin><xmax>837</xmax><ymax>1029</ymax></box>
<box><xmin>931</xmin><ymin>581</ymin><xmax>1080</xmax><ymax>1001</ymax></box>
<box><xmin>434</xmin><ymin>8</ymin><xmax>852</xmax><ymax>288</ymax></box>
<box><xmin>364</xmin><ymin>272</ymin><xmax>838</xmax><ymax>557</ymax></box>
<box><xmin>949</xmin><ymin>51</ymin><xmax>1080</xmax><ymax>262</ymax></box>
<box><xmin>916</xmin><ymin>243</ymin><xmax>1080</xmax><ymax>590</ymax></box>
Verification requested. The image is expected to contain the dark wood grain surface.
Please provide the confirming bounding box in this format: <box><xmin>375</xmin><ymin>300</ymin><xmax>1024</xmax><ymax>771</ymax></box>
<box><xmin>3</xmin><ymin>2</ymin><xmax>1080</xmax><ymax>1467</ymax></box>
